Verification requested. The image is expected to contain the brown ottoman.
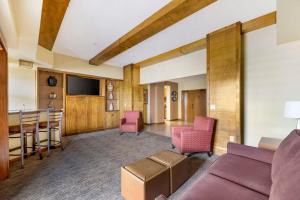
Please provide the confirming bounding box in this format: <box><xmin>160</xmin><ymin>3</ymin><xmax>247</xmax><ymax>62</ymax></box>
<box><xmin>149</xmin><ymin>150</ymin><xmax>189</xmax><ymax>193</ymax></box>
<box><xmin>121</xmin><ymin>158</ymin><xmax>170</xmax><ymax>200</ymax></box>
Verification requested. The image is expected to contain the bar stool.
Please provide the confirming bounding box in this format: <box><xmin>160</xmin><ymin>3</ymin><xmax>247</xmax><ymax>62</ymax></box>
<box><xmin>9</xmin><ymin>111</ymin><xmax>41</xmax><ymax>168</ymax></box>
<box><xmin>39</xmin><ymin>109</ymin><xmax>64</xmax><ymax>156</ymax></box>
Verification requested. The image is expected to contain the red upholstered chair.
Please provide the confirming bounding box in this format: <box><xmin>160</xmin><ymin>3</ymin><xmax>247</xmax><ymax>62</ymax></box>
<box><xmin>171</xmin><ymin>116</ymin><xmax>215</xmax><ymax>156</ymax></box>
<box><xmin>120</xmin><ymin>111</ymin><xmax>143</xmax><ymax>135</ymax></box>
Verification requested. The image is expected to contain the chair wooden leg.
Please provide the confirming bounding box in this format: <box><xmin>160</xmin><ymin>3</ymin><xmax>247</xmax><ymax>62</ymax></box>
<box><xmin>207</xmin><ymin>151</ymin><xmax>213</xmax><ymax>157</ymax></box>
<box><xmin>20</xmin><ymin>132</ymin><xmax>25</xmax><ymax>169</ymax></box>
<box><xmin>35</xmin><ymin>130</ymin><xmax>43</xmax><ymax>160</ymax></box>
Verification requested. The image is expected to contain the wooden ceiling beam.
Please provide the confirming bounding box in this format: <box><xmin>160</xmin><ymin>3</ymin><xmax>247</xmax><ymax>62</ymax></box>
<box><xmin>137</xmin><ymin>38</ymin><xmax>206</xmax><ymax>68</ymax></box>
<box><xmin>242</xmin><ymin>11</ymin><xmax>276</xmax><ymax>33</ymax></box>
<box><xmin>38</xmin><ymin>0</ymin><xmax>70</xmax><ymax>50</ymax></box>
<box><xmin>136</xmin><ymin>11</ymin><xmax>276</xmax><ymax>68</ymax></box>
<box><xmin>89</xmin><ymin>0</ymin><xmax>217</xmax><ymax>65</ymax></box>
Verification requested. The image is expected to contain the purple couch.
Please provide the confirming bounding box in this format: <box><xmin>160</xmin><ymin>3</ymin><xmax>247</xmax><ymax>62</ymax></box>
<box><xmin>157</xmin><ymin>130</ymin><xmax>300</xmax><ymax>200</ymax></box>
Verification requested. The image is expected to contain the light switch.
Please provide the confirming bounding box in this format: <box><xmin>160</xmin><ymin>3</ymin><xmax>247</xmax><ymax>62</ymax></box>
<box><xmin>229</xmin><ymin>136</ymin><xmax>235</xmax><ymax>142</ymax></box>
<box><xmin>210</xmin><ymin>104</ymin><xmax>216</xmax><ymax>110</ymax></box>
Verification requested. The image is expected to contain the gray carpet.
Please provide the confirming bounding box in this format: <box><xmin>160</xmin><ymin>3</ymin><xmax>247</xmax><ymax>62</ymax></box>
<box><xmin>0</xmin><ymin>129</ymin><xmax>217</xmax><ymax>200</ymax></box>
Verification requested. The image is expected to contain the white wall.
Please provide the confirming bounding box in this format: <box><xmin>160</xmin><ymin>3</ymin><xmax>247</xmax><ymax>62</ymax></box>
<box><xmin>8</xmin><ymin>67</ymin><xmax>37</xmax><ymax>110</ymax></box>
<box><xmin>244</xmin><ymin>25</ymin><xmax>300</xmax><ymax>146</ymax></box>
<box><xmin>140</xmin><ymin>50</ymin><xmax>206</xmax><ymax>84</ymax></box>
<box><xmin>171</xmin><ymin>75</ymin><xmax>207</xmax><ymax>119</ymax></box>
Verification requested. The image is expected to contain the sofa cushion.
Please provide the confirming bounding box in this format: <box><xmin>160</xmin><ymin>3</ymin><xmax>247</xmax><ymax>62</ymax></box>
<box><xmin>269</xmin><ymin>130</ymin><xmax>300</xmax><ymax>200</ymax></box>
<box><xmin>121</xmin><ymin>123</ymin><xmax>137</xmax><ymax>132</ymax></box>
<box><xmin>208</xmin><ymin>154</ymin><xmax>272</xmax><ymax>196</ymax></box>
<box><xmin>271</xmin><ymin>130</ymin><xmax>300</xmax><ymax>181</ymax></box>
<box><xmin>180</xmin><ymin>174</ymin><xmax>268</xmax><ymax>200</ymax></box>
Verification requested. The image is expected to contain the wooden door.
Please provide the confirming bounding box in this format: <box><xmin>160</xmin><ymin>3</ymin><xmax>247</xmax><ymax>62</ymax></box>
<box><xmin>0</xmin><ymin>40</ymin><xmax>9</xmax><ymax>180</ymax></box>
<box><xmin>182</xmin><ymin>90</ymin><xmax>206</xmax><ymax>122</ymax></box>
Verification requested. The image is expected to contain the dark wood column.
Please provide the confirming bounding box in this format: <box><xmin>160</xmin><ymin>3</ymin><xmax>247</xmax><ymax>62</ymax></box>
<box><xmin>0</xmin><ymin>39</ymin><xmax>9</xmax><ymax>180</ymax></box>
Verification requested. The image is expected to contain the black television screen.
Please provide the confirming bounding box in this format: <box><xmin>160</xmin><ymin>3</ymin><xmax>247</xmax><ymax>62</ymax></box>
<box><xmin>67</xmin><ymin>75</ymin><xmax>99</xmax><ymax>95</ymax></box>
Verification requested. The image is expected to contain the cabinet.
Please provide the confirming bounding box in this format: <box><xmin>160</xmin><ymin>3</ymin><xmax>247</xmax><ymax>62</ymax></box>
<box><xmin>105</xmin><ymin>111</ymin><xmax>120</xmax><ymax>129</ymax></box>
<box><xmin>66</xmin><ymin>96</ymin><xmax>105</xmax><ymax>134</ymax></box>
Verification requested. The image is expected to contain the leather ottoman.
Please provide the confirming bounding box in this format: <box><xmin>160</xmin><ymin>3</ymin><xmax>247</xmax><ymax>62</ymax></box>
<box><xmin>149</xmin><ymin>150</ymin><xmax>189</xmax><ymax>193</ymax></box>
<box><xmin>121</xmin><ymin>158</ymin><xmax>170</xmax><ymax>200</ymax></box>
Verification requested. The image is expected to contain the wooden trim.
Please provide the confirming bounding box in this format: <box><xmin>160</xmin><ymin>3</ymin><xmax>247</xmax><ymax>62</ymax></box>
<box><xmin>242</xmin><ymin>11</ymin><xmax>276</xmax><ymax>33</ymax></box>
<box><xmin>0</xmin><ymin>38</ymin><xmax>9</xmax><ymax>180</ymax></box>
<box><xmin>137</xmin><ymin>38</ymin><xmax>206</xmax><ymax>68</ymax></box>
<box><xmin>89</xmin><ymin>0</ymin><xmax>217</xmax><ymax>65</ymax></box>
<box><xmin>135</xmin><ymin>11</ymin><xmax>276</xmax><ymax>68</ymax></box>
<box><xmin>38</xmin><ymin>0</ymin><xmax>70</xmax><ymax>50</ymax></box>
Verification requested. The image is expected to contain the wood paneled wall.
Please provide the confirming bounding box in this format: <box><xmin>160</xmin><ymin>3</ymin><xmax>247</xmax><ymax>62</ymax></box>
<box><xmin>120</xmin><ymin>65</ymin><xmax>144</xmax><ymax>120</ymax></box>
<box><xmin>0</xmin><ymin>41</ymin><xmax>9</xmax><ymax>180</ymax></box>
<box><xmin>207</xmin><ymin>23</ymin><xmax>243</xmax><ymax>155</ymax></box>
<box><xmin>37</xmin><ymin>70</ymin><xmax>64</xmax><ymax>109</ymax></box>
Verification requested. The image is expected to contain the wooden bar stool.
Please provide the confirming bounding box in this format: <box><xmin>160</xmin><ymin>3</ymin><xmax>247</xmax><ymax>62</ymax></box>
<box><xmin>39</xmin><ymin>109</ymin><xmax>64</xmax><ymax>156</ymax></box>
<box><xmin>9</xmin><ymin>111</ymin><xmax>41</xmax><ymax>168</ymax></box>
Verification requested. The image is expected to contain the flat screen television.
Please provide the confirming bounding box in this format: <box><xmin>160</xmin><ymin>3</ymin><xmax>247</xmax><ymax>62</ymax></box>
<box><xmin>67</xmin><ymin>75</ymin><xmax>99</xmax><ymax>95</ymax></box>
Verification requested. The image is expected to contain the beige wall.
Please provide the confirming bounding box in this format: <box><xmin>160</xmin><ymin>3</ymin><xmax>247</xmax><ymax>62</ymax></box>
<box><xmin>8</xmin><ymin>67</ymin><xmax>37</xmax><ymax>111</ymax></box>
<box><xmin>140</xmin><ymin>50</ymin><xmax>206</xmax><ymax>84</ymax></box>
<box><xmin>53</xmin><ymin>53</ymin><xmax>123</xmax><ymax>80</ymax></box>
<box><xmin>244</xmin><ymin>24</ymin><xmax>300</xmax><ymax>146</ymax></box>
<box><xmin>277</xmin><ymin>0</ymin><xmax>300</xmax><ymax>44</ymax></box>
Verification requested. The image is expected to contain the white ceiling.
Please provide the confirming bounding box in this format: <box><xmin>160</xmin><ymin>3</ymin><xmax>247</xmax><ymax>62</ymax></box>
<box><xmin>53</xmin><ymin>0</ymin><xmax>276</xmax><ymax>67</ymax></box>
<box><xmin>53</xmin><ymin>0</ymin><xmax>171</xmax><ymax>61</ymax></box>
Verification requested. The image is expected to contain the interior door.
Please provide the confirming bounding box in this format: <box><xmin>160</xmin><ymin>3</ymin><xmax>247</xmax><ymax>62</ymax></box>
<box><xmin>182</xmin><ymin>89</ymin><xmax>206</xmax><ymax>122</ymax></box>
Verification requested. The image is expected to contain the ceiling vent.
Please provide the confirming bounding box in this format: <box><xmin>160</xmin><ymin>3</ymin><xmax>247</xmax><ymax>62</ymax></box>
<box><xmin>19</xmin><ymin>60</ymin><xmax>34</xmax><ymax>69</ymax></box>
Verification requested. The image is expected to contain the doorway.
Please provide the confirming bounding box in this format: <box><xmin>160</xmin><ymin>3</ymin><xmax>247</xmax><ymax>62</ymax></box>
<box><xmin>164</xmin><ymin>85</ymin><xmax>171</xmax><ymax>120</ymax></box>
<box><xmin>182</xmin><ymin>89</ymin><xmax>206</xmax><ymax>122</ymax></box>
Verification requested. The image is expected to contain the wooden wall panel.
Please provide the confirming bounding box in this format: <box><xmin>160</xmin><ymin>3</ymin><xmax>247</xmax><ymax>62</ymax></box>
<box><xmin>121</xmin><ymin>65</ymin><xmax>133</xmax><ymax>117</ymax></box>
<box><xmin>120</xmin><ymin>65</ymin><xmax>144</xmax><ymax>121</ymax></box>
<box><xmin>0</xmin><ymin>41</ymin><xmax>9</xmax><ymax>180</ymax></box>
<box><xmin>132</xmin><ymin>66</ymin><xmax>144</xmax><ymax>112</ymax></box>
<box><xmin>38</xmin><ymin>70</ymin><xmax>64</xmax><ymax>109</ymax></box>
<box><xmin>105</xmin><ymin>112</ymin><xmax>120</xmax><ymax>129</ymax></box>
<box><xmin>207</xmin><ymin>23</ymin><xmax>242</xmax><ymax>155</ymax></box>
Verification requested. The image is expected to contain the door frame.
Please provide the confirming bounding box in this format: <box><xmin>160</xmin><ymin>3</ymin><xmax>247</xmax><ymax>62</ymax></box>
<box><xmin>0</xmin><ymin>38</ymin><xmax>9</xmax><ymax>180</ymax></box>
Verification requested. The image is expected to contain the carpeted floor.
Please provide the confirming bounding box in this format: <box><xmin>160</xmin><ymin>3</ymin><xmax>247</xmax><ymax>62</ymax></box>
<box><xmin>0</xmin><ymin>129</ymin><xmax>217</xmax><ymax>200</ymax></box>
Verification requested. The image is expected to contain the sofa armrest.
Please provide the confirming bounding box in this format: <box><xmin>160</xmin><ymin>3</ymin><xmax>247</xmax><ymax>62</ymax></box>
<box><xmin>136</xmin><ymin>117</ymin><xmax>143</xmax><ymax>131</ymax></box>
<box><xmin>227</xmin><ymin>143</ymin><xmax>274</xmax><ymax>164</ymax></box>
<box><xmin>120</xmin><ymin>118</ymin><xmax>126</xmax><ymax>126</ymax></box>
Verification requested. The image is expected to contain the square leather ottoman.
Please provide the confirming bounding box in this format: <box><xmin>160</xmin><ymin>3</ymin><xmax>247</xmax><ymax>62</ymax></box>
<box><xmin>121</xmin><ymin>158</ymin><xmax>170</xmax><ymax>200</ymax></box>
<box><xmin>149</xmin><ymin>150</ymin><xmax>189</xmax><ymax>193</ymax></box>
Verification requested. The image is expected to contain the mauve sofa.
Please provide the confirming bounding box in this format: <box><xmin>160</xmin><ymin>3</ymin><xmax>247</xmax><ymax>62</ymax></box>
<box><xmin>156</xmin><ymin>129</ymin><xmax>300</xmax><ymax>200</ymax></box>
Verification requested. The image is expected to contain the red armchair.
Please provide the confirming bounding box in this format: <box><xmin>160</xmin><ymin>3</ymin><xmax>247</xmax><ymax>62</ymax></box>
<box><xmin>120</xmin><ymin>111</ymin><xmax>143</xmax><ymax>135</ymax></box>
<box><xmin>171</xmin><ymin>116</ymin><xmax>215</xmax><ymax>156</ymax></box>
